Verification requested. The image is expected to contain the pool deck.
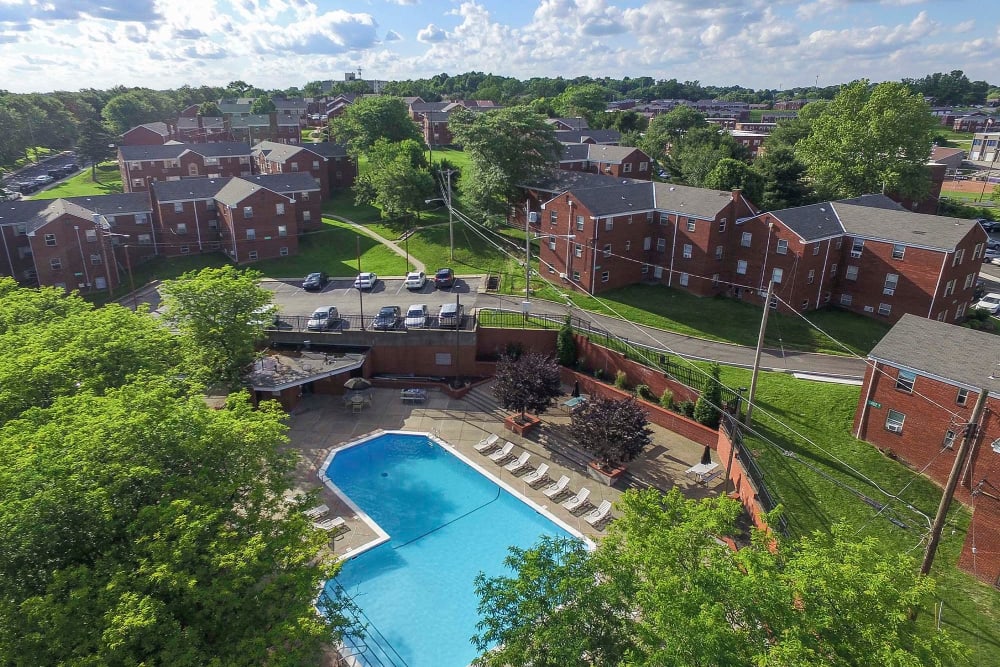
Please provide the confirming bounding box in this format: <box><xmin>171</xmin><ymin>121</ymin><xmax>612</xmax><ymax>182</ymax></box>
<box><xmin>285</xmin><ymin>383</ymin><xmax>722</xmax><ymax>558</ymax></box>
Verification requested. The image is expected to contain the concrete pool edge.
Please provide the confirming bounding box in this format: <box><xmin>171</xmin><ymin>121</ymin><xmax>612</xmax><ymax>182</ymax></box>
<box><xmin>316</xmin><ymin>428</ymin><xmax>595</xmax><ymax>562</ymax></box>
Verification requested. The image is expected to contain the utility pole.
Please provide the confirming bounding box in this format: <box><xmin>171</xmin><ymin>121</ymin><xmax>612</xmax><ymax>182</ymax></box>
<box><xmin>442</xmin><ymin>169</ymin><xmax>455</xmax><ymax>261</ymax></box>
<box><xmin>356</xmin><ymin>236</ymin><xmax>365</xmax><ymax>331</ymax></box>
<box><xmin>744</xmin><ymin>280</ymin><xmax>774</xmax><ymax>427</ymax></box>
<box><xmin>920</xmin><ymin>388</ymin><xmax>988</xmax><ymax>576</ymax></box>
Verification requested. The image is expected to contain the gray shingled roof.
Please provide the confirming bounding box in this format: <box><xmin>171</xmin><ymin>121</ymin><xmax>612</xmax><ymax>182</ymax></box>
<box><xmin>0</xmin><ymin>195</ymin><xmax>152</xmax><ymax>234</ymax></box>
<box><xmin>215</xmin><ymin>179</ymin><xmax>268</xmax><ymax>207</ymax></box>
<box><xmin>151</xmin><ymin>178</ymin><xmax>232</xmax><ymax>202</ymax></box>
<box><xmin>304</xmin><ymin>142</ymin><xmax>348</xmax><ymax>158</ymax></box>
<box><xmin>125</xmin><ymin>121</ymin><xmax>170</xmax><ymax>137</ymax></box>
<box><xmin>652</xmin><ymin>182</ymin><xmax>738</xmax><ymax>219</ymax></box>
<box><xmin>560</xmin><ymin>144</ymin><xmax>591</xmax><ymax>161</ymax></box>
<box><xmin>230</xmin><ymin>115</ymin><xmax>271</xmax><ymax>128</ymax></box>
<box><xmin>555</xmin><ymin>129</ymin><xmax>621</xmax><ymax>144</ymax></box>
<box><xmin>0</xmin><ymin>199</ymin><xmax>55</xmax><ymax>230</ymax></box>
<box><xmin>566</xmin><ymin>182</ymin><xmax>656</xmax><ymax>217</ymax></box>
<box><xmin>869</xmin><ymin>314</ymin><xmax>1000</xmax><ymax>396</ymax></box>
<box><xmin>586</xmin><ymin>144</ymin><xmax>642</xmax><ymax>163</ymax></box>
<box><xmin>253</xmin><ymin>141</ymin><xmax>348</xmax><ymax>162</ymax></box>
<box><xmin>119</xmin><ymin>142</ymin><xmax>251</xmax><ymax>160</ymax></box>
<box><xmin>242</xmin><ymin>173</ymin><xmax>321</xmax><ymax>193</ymax></box>
<box><xmin>524</xmin><ymin>171</ymin><xmax>642</xmax><ymax>194</ymax></box>
<box><xmin>177</xmin><ymin>116</ymin><xmax>224</xmax><ymax>130</ymax></box>
<box><xmin>766</xmin><ymin>202</ymin><xmax>849</xmax><ymax>242</ymax></box>
<box><xmin>65</xmin><ymin>193</ymin><xmax>151</xmax><ymax>215</ymax></box>
<box><xmin>835</xmin><ymin>198</ymin><xmax>981</xmax><ymax>251</ymax></box>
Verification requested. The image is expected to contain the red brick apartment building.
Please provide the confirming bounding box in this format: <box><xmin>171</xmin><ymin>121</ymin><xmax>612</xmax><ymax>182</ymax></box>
<box><xmin>150</xmin><ymin>173</ymin><xmax>320</xmax><ymax>261</ymax></box>
<box><xmin>120</xmin><ymin>122</ymin><xmax>173</xmax><ymax>146</ymax></box>
<box><xmin>118</xmin><ymin>143</ymin><xmax>253</xmax><ymax>193</ymax></box>
<box><xmin>252</xmin><ymin>141</ymin><xmax>356</xmax><ymax>199</ymax></box>
<box><xmin>0</xmin><ymin>194</ymin><xmax>153</xmax><ymax>294</ymax></box>
<box><xmin>557</xmin><ymin>143</ymin><xmax>653</xmax><ymax>179</ymax></box>
<box><xmin>853</xmin><ymin>315</ymin><xmax>1000</xmax><ymax>585</ymax></box>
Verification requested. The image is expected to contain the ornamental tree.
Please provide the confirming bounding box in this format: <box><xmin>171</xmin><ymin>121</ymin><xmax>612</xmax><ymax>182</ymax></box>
<box><xmin>492</xmin><ymin>352</ymin><xmax>562</xmax><ymax>421</ymax></box>
<box><xmin>570</xmin><ymin>395</ymin><xmax>652</xmax><ymax>469</ymax></box>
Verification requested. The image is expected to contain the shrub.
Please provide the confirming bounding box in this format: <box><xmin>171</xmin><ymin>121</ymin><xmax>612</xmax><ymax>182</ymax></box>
<box><xmin>556</xmin><ymin>316</ymin><xmax>578</xmax><ymax>367</ymax></box>
<box><xmin>692</xmin><ymin>363</ymin><xmax>723</xmax><ymax>429</ymax></box>
<box><xmin>594</xmin><ymin>368</ymin><xmax>605</xmax><ymax>381</ymax></box>
<box><xmin>614</xmin><ymin>370</ymin><xmax>628</xmax><ymax>390</ymax></box>
<box><xmin>676</xmin><ymin>400</ymin><xmax>696</xmax><ymax>418</ymax></box>
<box><xmin>659</xmin><ymin>389</ymin><xmax>674</xmax><ymax>409</ymax></box>
<box><xmin>635</xmin><ymin>384</ymin><xmax>655</xmax><ymax>401</ymax></box>
<box><xmin>492</xmin><ymin>352</ymin><xmax>562</xmax><ymax>421</ymax></box>
<box><xmin>571</xmin><ymin>396</ymin><xmax>652</xmax><ymax>469</ymax></box>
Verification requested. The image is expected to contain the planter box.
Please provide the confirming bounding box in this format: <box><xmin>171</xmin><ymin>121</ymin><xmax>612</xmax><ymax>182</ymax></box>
<box><xmin>504</xmin><ymin>414</ymin><xmax>541</xmax><ymax>436</ymax></box>
<box><xmin>587</xmin><ymin>460</ymin><xmax>626</xmax><ymax>487</ymax></box>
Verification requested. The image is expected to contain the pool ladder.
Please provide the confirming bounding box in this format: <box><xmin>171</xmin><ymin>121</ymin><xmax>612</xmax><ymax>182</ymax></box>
<box><xmin>323</xmin><ymin>583</ymin><xmax>410</xmax><ymax>667</ymax></box>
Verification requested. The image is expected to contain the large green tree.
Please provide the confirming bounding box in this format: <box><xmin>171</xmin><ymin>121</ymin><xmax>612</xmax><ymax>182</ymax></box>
<box><xmin>639</xmin><ymin>106</ymin><xmax>708</xmax><ymax>163</ymax></box>
<box><xmin>329</xmin><ymin>95</ymin><xmax>422</xmax><ymax>156</ymax></box>
<box><xmin>449</xmin><ymin>105</ymin><xmax>562</xmax><ymax>214</ymax></box>
<box><xmin>250</xmin><ymin>95</ymin><xmax>276</xmax><ymax>114</ymax></box>
<box><xmin>76</xmin><ymin>118</ymin><xmax>117</xmax><ymax>177</ymax></box>
<box><xmin>703</xmin><ymin>157</ymin><xmax>764</xmax><ymax>204</ymax></box>
<box><xmin>474</xmin><ymin>488</ymin><xmax>966</xmax><ymax>667</ymax></box>
<box><xmin>160</xmin><ymin>266</ymin><xmax>272</xmax><ymax>388</ymax></box>
<box><xmin>353</xmin><ymin>138</ymin><xmax>435</xmax><ymax>219</ymax></box>
<box><xmin>796</xmin><ymin>81</ymin><xmax>938</xmax><ymax>200</ymax></box>
<box><xmin>665</xmin><ymin>126</ymin><xmax>749</xmax><ymax>188</ymax></box>
<box><xmin>554</xmin><ymin>83</ymin><xmax>610</xmax><ymax>123</ymax></box>
<box><xmin>751</xmin><ymin>144</ymin><xmax>814</xmax><ymax>210</ymax></box>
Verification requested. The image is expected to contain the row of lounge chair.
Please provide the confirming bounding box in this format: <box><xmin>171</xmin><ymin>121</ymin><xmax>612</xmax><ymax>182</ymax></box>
<box><xmin>303</xmin><ymin>503</ymin><xmax>348</xmax><ymax>535</ymax></box>
<box><xmin>472</xmin><ymin>433</ymin><xmax>614</xmax><ymax>529</ymax></box>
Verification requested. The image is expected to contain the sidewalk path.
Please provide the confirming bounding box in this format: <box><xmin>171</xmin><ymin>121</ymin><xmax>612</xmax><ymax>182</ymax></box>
<box><xmin>324</xmin><ymin>214</ymin><xmax>426</xmax><ymax>274</ymax></box>
<box><xmin>476</xmin><ymin>293</ymin><xmax>869</xmax><ymax>379</ymax></box>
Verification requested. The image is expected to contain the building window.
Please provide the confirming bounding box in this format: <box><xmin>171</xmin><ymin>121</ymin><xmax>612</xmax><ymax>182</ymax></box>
<box><xmin>937</xmin><ymin>310</ymin><xmax>947</xmax><ymax>321</ymax></box>
<box><xmin>807</xmin><ymin>269</ymin><xmax>815</xmax><ymax>284</ymax></box>
<box><xmin>276</xmin><ymin>203</ymin><xmax>285</xmax><ymax>215</ymax></box>
<box><xmin>300</xmin><ymin>210</ymin><xmax>312</xmax><ymax>222</ymax></box>
<box><xmin>547</xmin><ymin>236</ymin><xmax>556</xmax><ymax>251</ymax></box>
<box><xmin>278</xmin><ymin>225</ymin><xmax>287</xmax><ymax>237</ymax></box>
<box><xmin>572</xmin><ymin>270</ymin><xmax>581</xmax><ymax>281</ymax></box>
<box><xmin>659</xmin><ymin>213</ymin><xmax>669</xmax><ymax>225</ymax></box>
<box><xmin>964</xmin><ymin>273</ymin><xmax>974</xmax><ymax>289</ymax></box>
<box><xmin>50</xmin><ymin>258</ymin><xmax>62</xmax><ymax>270</ymax></box>
<box><xmin>943</xmin><ymin>430</ymin><xmax>956</xmax><ymax>449</ymax></box>
<box><xmin>895</xmin><ymin>369</ymin><xmax>915</xmax><ymax>392</ymax></box>
<box><xmin>602</xmin><ymin>217</ymin><xmax>611</xmax><ymax>231</ymax></box>
<box><xmin>972</xmin><ymin>242</ymin><xmax>983</xmax><ymax>260</ymax></box>
<box><xmin>137</xmin><ymin>234</ymin><xmax>152</xmax><ymax>245</ymax></box>
<box><xmin>280</xmin><ymin>246</ymin><xmax>289</xmax><ymax>256</ymax></box>
<box><xmin>812</xmin><ymin>243</ymin><xmax>820</xmax><ymax>256</ymax></box>
<box><xmin>132</xmin><ymin>178</ymin><xmax>144</xmax><ymax>188</ymax></box>
<box><xmin>176</xmin><ymin>223</ymin><xmax>187</xmax><ymax>235</ymax></box>
<box><xmin>624</xmin><ymin>240</ymin><xmax>631</xmax><ymax>251</ymax></box>
<box><xmin>44</xmin><ymin>233</ymin><xmax>56</xmax><ymax>246</ymax></box>
<box><xmin>686</xmin><ymin>219</ymin><xmax>696</xmax><ymax>232</ymax></box>
<box><xmin>246</xmin><ymin>229</ymin><xmax>256</xmax><ymax>240</ymax></box>
<box><xmin>845</xmin><ymin>265</ymin><xmax>859</xmax><ymax>281</ymax></box>
<box><xmin>300</xmin><ymin>191</ymin><xmax>310</xmax><ymax>201</ymax></box>
<box><xmin>243</xmin><ymin>206</ymin><xmax>253</xmax><ymax>218</ymax></box>
<box><xmin>883</xmin><ymin>273</ymin><xmax>898</xmax><ymax>295</ymax></box>
<box><xmin>712</xmin><ymin>273</ymin><xmax>720</xmax><ymax>287</ymax></box>
<box><xmin>641</xmin><ymin>263</ymin><xmax>649</xmax><ymax>274</ymax></box>
<box><xmin>549</xmin><ymin>210</ymin><xmax>558</xmax><ymax>225</ymax></box>
<box><xmin>851</xmin><ymin>238</ymin><xmax>864</xmax><ymax>258</ymax></box>
<box><xmin>679</xmin><ymin>272</ymin><xmax>689</xmax><ymax>286</ymax></box>
<box><xmin>130</xmin><ymin>161</ymin><xmax>142</xmax><ymax>170</ymax></box>
<box><xmin>15</xmin><ymin>223</ymin><xmax>27</xmax><ymax>236</ymax></box>
<box><xmin>823</xmin><ymin>291</ymin><xmax>831</xmax><ymax>304</ymax></box>
<box><xmin>956</xmin><ymin>388</ymin><xmax>969</xmax><ymax>405</ymax></box>
<box><xmin>601</xmin><ymin>271</ymin><xmax>610</xmax><ymax>283</ymax></box>
<box><xmin>772</xmin><ymin>267</ymin><xmax>783</xmax><ymax>284</ymax></box>
<box><xmin>718</xmin><ymin>218</ymin><xmax>727</xmax><ymax>232</ymax></box>
<box><xmin>645</xmin><ymin>212</ymin><xmax>653</xmax><ymax>223</ymax></box>
<box><xmin>208</xmin><ymin>219</ymin><xmax>219</xmax><ymax>230</ymax></box>
<box><xmin>603</xmin><ymin>243</ymin><xmax>611</xmax><ymax>258</ymax></box>
<box><xmin>952</xmin><ymin>249</ymin><xmax>964</xmax><ymax>266</ymax></box>
<box><xmin>643</xmin><ymin>237</ymin><xmax>651</xmax><ymax>250</ymax></box>
<box><xmin>248</xmin><ymin>250</ymin><xmax>258</xmax><ymax>261</ymax></box>
<box><xmin>776</xmin><ymin>239</ymin><xmax>788</xmax><ymax>255</ymax></box>
<box><xmin>885</xmin><ymin>409</ymin><xmax>905</xmax><ymax>433</ymax></box>
<box><xmin>830</xmin><ymin>263</ymin><xmax>838</xmax><ymax>277</ymax></box>
<box><xmin>180</xmin><ymin>245</ymin><xmax>190</xmax><ymax>254</ymax></box>
<box><xmin>682</xmin><ymin>243</ymin><xmax>692</xmax><ymax>259</ymax></box>
<box><xmin>835</xmin><ymin>238</ymin><xmax>843</xmax><ymax>250</ymax></box>
<box><xmin>741</xmin><ymin>231</ymin><xmax>752</xmax><ymax>247</ymax></box>
<box><xmin>623</xmin><ymin>162</ymin><xmax>633</xmax><ymax>173</ymax></box>
<box><xmin>955</xmin><ymin>302</ymin><xmax>966</xmax><ymax>319</ymax></box>
<box><xmin>656</xmin><ymin>237</ymin><xmax>666</xmax><ymax>252</ymax></box>
<box><xmin>90</xmin><ymin>253</ymin><xmax>101</xmax><ymax>265</ymax></box>
<box><xmin>944</xmin><ymin>279</ymin><xmax>956</xmax><ymax>296</ymax></box>
<box><xmin>173</xmin><ymin>202</ymin><xmax>184</xmax><ymax>213</ymax></box>
<box><xmin>801</xmin><ymin>299</ymin><xmax>809</xmax><ymax>310</ymax></box>
<box><xmin>892</xmin><ymin>243</ymin><xmax>905</xmax><ymax>259</ymax></box>
<box><xmin>840</xmin><ymin>293</ymin><xmax>853</xmax><ymax>306</ymax></box>
<box><xmin>715</xmin><ymin>245</ymin><xmax>723</xmax><ymax>260</ymax></box>
<box><xmin>312</xmin><ymin>160</ymin><xmax>320</xmax><ymax>169</ymax></box>
<box><xmin>736</xmin><ymin>259</ymin><xmax>748</xmax><ymax>275</ymax></box>
<box><xmin>575</xmin><ymin>244</ymin><xmax>583</xmax><ymax>258</ymax></box>
<box><xmin>639</xmin><ymin>161</ymin><xmax>648</xmax><ymax>172</ymax></box>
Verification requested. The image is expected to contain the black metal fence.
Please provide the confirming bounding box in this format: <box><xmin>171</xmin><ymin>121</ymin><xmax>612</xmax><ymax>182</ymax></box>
<box><xmin>720</xmin><ymin>414</ymin><xmax>788</xmax><ymax>535</ymax></box>
<box><xmin>266</xmin><ymin>312</ymin><xmax>477</xmax><ymax>333</ymax></box>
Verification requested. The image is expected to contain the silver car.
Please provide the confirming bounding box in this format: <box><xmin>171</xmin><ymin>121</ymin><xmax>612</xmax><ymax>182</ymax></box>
<box><xmin>404</xmin><ymin>304</ymin><xmax>429</xmax><ymax>328</ymax></box>
<box><xmin>307</xmin><ymin>306</ymin><xmax>339</xmax><ymax>330</ymax></box>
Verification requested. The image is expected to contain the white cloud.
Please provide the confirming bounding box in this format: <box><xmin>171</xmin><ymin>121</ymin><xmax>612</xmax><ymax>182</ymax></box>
<box><xmin>384</xmin><ymin>29</ymin><xmax>402</xmax><ymax>42</ymax></box>
<box><xmin>256</xmin><ymin>10</ymin><xmax>379</xmax><ymax>55</ymax></box>
<box><xmin>417</xmin><ymin>23</ymin><xmax>447</xmax><ymax>43</ymax></box>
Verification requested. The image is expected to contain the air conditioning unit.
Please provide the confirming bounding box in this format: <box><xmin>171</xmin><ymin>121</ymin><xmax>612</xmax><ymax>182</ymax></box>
<box><xmin>883</xmin><ymin>288</ymin><xmax>895</xmax><ymax>296</ymax></box>
<box><xmin>887</xmin><ymin>423</ymin><xmax>903</xmax><ymax>433</ymax></box>
<box><xmin>527</xmin><ymin>211</ymin><xmax>539</xmax><ymax>223</ymax></box>
<box><xmin>864</xmin><ymin>305</ymin><xmax>875</xmax><ymax>313</ymax></box>
<box><xmin>559</xmin><ymin>272</ymin><xmax>567</xmax><ymax>280</ymax></box>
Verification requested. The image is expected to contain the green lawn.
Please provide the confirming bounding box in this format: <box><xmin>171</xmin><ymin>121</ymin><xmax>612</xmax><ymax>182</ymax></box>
<box><xmin>254</xmin><ymin>217</ymin><xmax>405</xmax><ymax>278</ymax></box>
<box><xmin>533</xmin><ymin>283</ymin><xmax>891</xmax><ymax>356</ymax></box>
<box><xmin>31</xmin><ymin>161</ymin><xmax>122</xmax><ymax>199</ymax></box>
<box><xmin>708</xmin><ymin>367</ymin><xmax>998</xmax><ymax>665</ymax></box>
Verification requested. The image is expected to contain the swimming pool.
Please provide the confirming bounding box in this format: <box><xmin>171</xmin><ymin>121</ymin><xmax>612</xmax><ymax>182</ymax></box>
<box><xmin>319</xmin><ymin>431</ymin><xmax>581</xmax><ymax>666</ymax></box>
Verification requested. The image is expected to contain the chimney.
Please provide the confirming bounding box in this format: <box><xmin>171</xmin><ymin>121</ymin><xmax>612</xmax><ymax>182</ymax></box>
<box><xmin>731</xmin><ymin>188</ymin><xmax>742</xmax><ymax>203</ymax></box>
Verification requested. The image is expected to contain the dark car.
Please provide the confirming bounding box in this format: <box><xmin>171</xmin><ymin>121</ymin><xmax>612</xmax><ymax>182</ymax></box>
<box><xmin>434</xmin><ymin>267</ymin><xmax>455</xmax><ymax>289</ymax></box>
<box><xmin>16</xmin><ymin>182</ymin><xmax>38</xmax><ymax>194</ymax></box>
<box><xmin>977</xmin><ymin>218</ymin><xmax>996</xmax><ymax>233</ymax></box>
<box><xmin>302</xmin><ymin>272</ymin><xmax>329</xmax><ymax>291</ymax></box>
<box><xmin>372</xmin><ymin>305</ymin><xmax>402</xmax><ymax>330</ymax></box>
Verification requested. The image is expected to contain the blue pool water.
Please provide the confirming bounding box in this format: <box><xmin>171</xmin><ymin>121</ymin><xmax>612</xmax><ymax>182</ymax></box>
<box><xmin>322</xmin><ymin>432</ymin><xmax>576</xmax><ymax>666</ymax></box>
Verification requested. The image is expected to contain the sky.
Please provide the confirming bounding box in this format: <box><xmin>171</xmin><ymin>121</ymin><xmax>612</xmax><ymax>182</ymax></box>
<box><xmin>0</xmin><ymin>0</ymin><xmax>997</xmax><ymax>94</ymax></box>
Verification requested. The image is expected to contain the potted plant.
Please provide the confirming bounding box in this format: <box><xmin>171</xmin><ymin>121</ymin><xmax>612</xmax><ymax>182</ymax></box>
<box><xmin>492</xmin><ymin>352</ymin><xmax>562</xmax><ymax>435</ymax></box>
<box><xmin>570</xmin><ymin>396</ymin><xmax>652</xmax><ymax>486</ymax></box>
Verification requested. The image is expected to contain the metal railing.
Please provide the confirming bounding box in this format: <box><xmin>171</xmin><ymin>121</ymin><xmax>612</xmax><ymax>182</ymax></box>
<box><xmin>720</xmin><ymin>414</ymin><xmax>788</xmax><ymax>535</ymax></box>
<box><xmin>265</xmin><ymin>313</ymin><xmax>477</xmax><ymax>333</ymax></box>
<box><xmin>318</xmin><ymin>585</ymin><xmax>409</xmax><ymax>667</ymax></box>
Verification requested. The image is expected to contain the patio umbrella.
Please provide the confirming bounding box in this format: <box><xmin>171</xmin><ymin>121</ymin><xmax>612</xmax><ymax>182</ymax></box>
<box><xmin>572</xmin><ymin>381</ymin><xmax>580</xmax><ymax>398</ymax></box>
<box><xmin>701</xmin><ymin>446</ymin><xmax>713</xmax><ymax>466</ymax></box>
<box><xmin>344</xmin><ymin>377</ymin><xmax>372</xmax><ymax>391</ymax></box>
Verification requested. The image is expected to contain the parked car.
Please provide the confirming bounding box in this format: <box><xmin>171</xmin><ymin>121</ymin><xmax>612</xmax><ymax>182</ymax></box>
<box><xmin>33</xmin><ymin>174</ymin><xmax>53</xmax><ymax>184</ymax></box>
<box><xmin>250</xmin><ymin>304</ymin><xmax>279</xmax><ymax>327</ymax></box>
<box><xmin>353</xmin><ymin>272</ymin><xmax>378</xmax><ymax>290</ymax></box>
<box><xmin>0</xmin><ymin>188</ymin><xmax>20</xmax><ymax>201</ymax></box>
<box><xmin>404</xmin><ymin>271</ymin><xmax>426</xmax><ymax>290</ymax></box>
<box><xmin>984</xmin><ymin>248</ymin><xmax>1000</xmax><ymax>263</ymax></box>
<box><xmin>437</xmin><ymin>302</ymin><xmax>464</xmax><ymax>328</ymax></box>
<box><xmin>302</xmin><ymin>272</ymin><xmax>329</xmax><ymax>291</ymax></box>
<box><xmin>434</xmin><ymin>267</ymin><xmax>455</xmax><ymax>289</ymax></box>
<box><xmin>16</xmin><ymin>181</ymin><xmax>38</xmax><ymax>194</ymax></box>
<box><xmin>973</xmin><ymin>293</ymin><xmax>1000</xmax><ymax>315</ymax></box>
<box><xmin>977</xmin><ymin>218</ymin><xmax>996</xmax><ymax>233</ymax></box>
<box><xmin>372</xmin><ymin>305</ymin><xmax>402</xmax><ymax>330</ymax></box>
<box><xmin>306</xmin><ymin>306</ymin><xmax>339</xmax><ymax>330</ymax></box>
<box><xmin>404</xmin><ymin>304</ymin><xmax>429</xmax><ymax>328</ymax></box>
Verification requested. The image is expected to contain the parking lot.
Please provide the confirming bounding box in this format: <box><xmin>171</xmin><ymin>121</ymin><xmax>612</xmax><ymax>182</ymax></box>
<box><xmin>2</xmin><ymin>150</ymin><xmax>79</xmax><ymax>196</ymax></box>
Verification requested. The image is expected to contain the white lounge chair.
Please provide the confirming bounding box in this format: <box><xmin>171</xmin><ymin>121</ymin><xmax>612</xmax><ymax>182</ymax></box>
<box><xmin>584</xmin><ymin>500</ymin><xmax>613</xmax><ymax>528</ymax></box>
<box><xmin>542</xmin><ymin>475</ymin><xmax>570</xmax><ymax>500</ymax></box>
<box><xmin>504</xmin><ymin>452</ymin><xmax>531</xmax><ymax>474</ymax></box>
<box><xmin>563</xmin><ymin>487</ymin><xmax>592</xmax><ymax>513</ymax></box>
<box><xmin>474</xmin><ymin>433</ymin><xmax>500</xmax><ymax>453</ymax></box>
<box><xmin>303</xmin><ymin>504</ymin><xmax>329</xmax><ymax>520</ymax></box>
<box><xmin>522</xmin><ymin>463</ymin><xmax>550</xmax><ymax>487</ymax></box>
<box><xmin>313</xmin><ymin>516</ymin><xmax>346</xmax><ymax>533</ymax></box>
<box><xmin>488</xmin><ymin>441</ymin><xmax>515</xmax><ymax>463</ymax></box>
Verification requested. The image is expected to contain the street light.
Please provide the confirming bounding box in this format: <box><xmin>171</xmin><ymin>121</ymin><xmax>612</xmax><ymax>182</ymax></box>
<box><xmin>524</xmin><ymin>230</ymin><xmax>575</xmax><ymax>308</ymax></box>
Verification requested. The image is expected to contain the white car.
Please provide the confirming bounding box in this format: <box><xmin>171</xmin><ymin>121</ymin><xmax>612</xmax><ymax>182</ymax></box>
<box><xmin>250</xmin><ymin>304</ymin><xmax>279</xmax><ymax>327</ymax></box>
<box><xmin>404</xmin><ymin>304</ymin><xmax>429</xmax><ymax>328</ymax></box>
<box><xmin>353</xmin><ymin>272</ymin><xmax>378</xmax><ymax>290</ymax></box>
<box><xmin>984</xmin><ymin>248</ymin><xmax>1000</xmax><ymax>264</ymax></box>
<box><xmin>404</xmin><ymin>271</ymin><xmax>426</xmax><ymax>290</ymax></box>
<box><xmin>972</xmin><ymin>293</ymin><xmax>1000</xmax><ymax>315</ymax></box>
